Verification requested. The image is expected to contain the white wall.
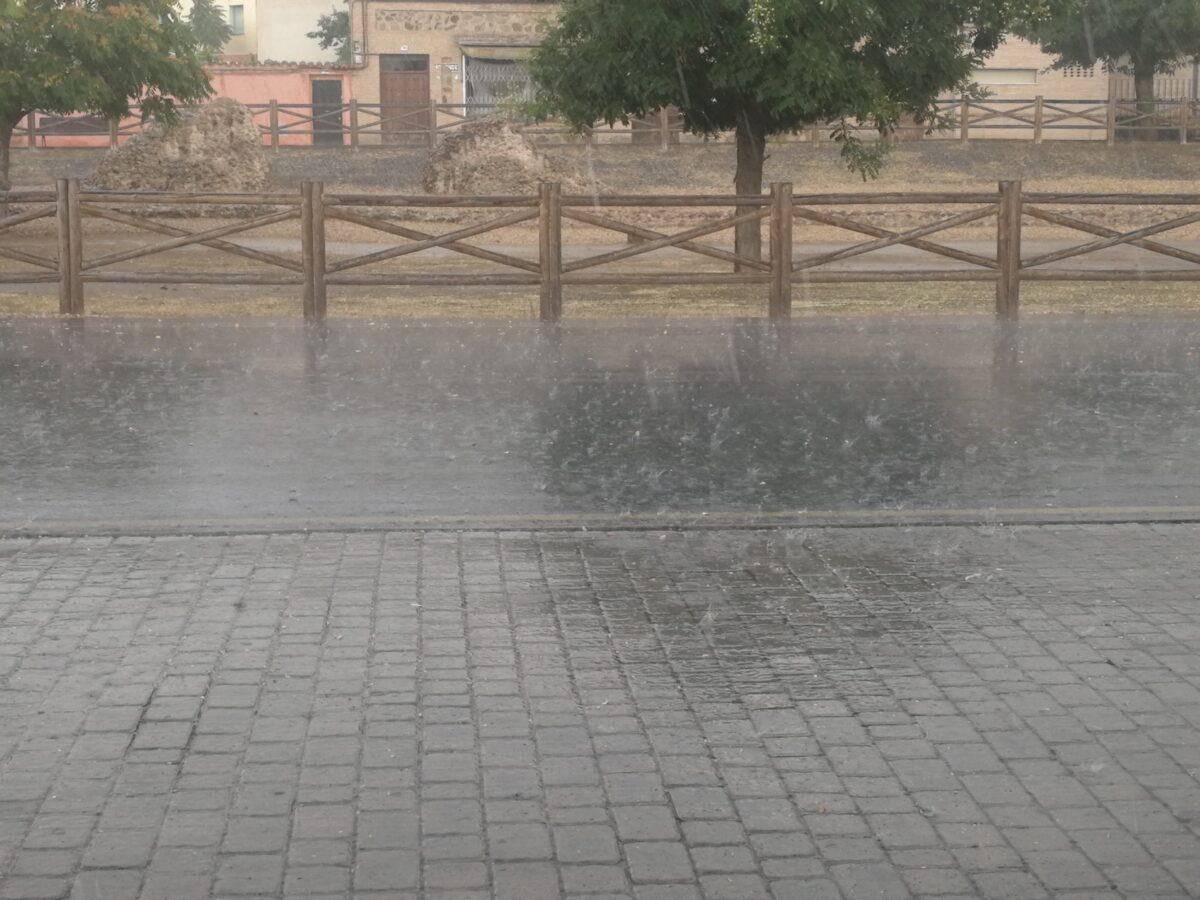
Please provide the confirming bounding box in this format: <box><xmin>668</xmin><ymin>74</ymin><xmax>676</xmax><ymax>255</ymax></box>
<box><xmin>257</xmin><ymin>0</ymin><xmax>341</xmax><ymax>63</ymax></box>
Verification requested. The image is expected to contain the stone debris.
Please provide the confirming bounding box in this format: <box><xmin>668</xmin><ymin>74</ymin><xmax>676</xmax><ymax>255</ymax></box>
<box><xmin>88</xmin><ymin>97</ymin><xmax>270</xmax><ymax>192</ymax></box>
<box><xmin>421</xmin><ymin>117</ymin><xmax>602</xmax><ymax>195</ymax></box>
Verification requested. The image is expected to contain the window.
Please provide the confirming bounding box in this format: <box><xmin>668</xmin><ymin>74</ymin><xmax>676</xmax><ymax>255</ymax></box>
<box><xmin>463</xmin><ymin>52</ymin><xmax>536</xmax><ymax>114</ymax></box>
<box><xmin>972</xmin><ymin>68</ymin><xmax>1038</xmax><ymax>85</ymax></box>
<box><xmin>1063</xmin><ymin>65</ymin><xmax>1097</xmax><ymax>78</ymax></box>
<box><xmin>228</xmin><ymin>5</ymin><xmax>245</xmax><ymax>35</ymax></box>
<box><xmin>381</xmin><ymin>55</ymin><xmax>429</xmax><ymax>73</ymax></box>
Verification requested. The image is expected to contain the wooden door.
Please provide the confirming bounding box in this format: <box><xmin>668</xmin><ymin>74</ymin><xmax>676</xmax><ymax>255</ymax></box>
<box><xmin>311</xmin><ymin>79</ymin><xmax>344</xmax><ymax>147</ymax></box>
<box><xmin>380</xmin><ymin>54</ymin><xmax>430</xmax><ymax>145</ymax></box>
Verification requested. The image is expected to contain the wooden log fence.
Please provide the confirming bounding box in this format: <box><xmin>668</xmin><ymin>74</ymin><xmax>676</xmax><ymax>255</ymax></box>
<box><xmin>10</xmin><ymin>97</ymin><xmax>1200</xmax><ymax>150</ymax></box>
<box><xmin>6</xmin><ymin>179</ymin><xmax>1200</xmax><ymax>320</ymax></box>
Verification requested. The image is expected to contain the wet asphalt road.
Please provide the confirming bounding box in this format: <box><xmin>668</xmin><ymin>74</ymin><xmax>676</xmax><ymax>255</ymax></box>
<box><xmin>1</xmin><ymin>314</ymin><xmax>1199</xmax><ymax>531</ymax></box>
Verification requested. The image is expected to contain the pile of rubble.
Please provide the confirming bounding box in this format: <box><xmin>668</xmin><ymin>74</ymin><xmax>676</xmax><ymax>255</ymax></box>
<box><xmin>422</xmin><ymin>118</ymin><xmax>602</xmax><ymax>195</ymax></box>
<box><xmin>89</xmin><ymin>98</ymin><xmax>269</xmax><ymax>192</ymax></box>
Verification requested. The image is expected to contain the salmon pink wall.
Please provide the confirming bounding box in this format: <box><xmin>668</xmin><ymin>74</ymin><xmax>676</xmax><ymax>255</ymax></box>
<box><xmin>209</xmin><ymin>68</ymin><xmax>355</xmax><ymax>147</ymax></box>
<box><xmin>12</xmin><ymin>67</ymin><xmax>354</xmax><ymax>150</ymax></box>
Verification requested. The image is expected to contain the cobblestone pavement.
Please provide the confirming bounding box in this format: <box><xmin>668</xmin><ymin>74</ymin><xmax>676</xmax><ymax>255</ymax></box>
<box><xmin>1</xmin><ymin>524</ymin><xmax>1199</xmax><ymax>899</ymax></box>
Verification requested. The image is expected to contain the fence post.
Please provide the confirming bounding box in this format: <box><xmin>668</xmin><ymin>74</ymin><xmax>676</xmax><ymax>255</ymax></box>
<box><xmin>27</xmin><ymin>112</ymin><xmax>37</xmax><ymax>149</ymax></box>
<box><xmin>539</xmin><ymin>181</ymin><xmax>563</xmax><ymax>321</ymax></box>
<box><xmin>1033</xmin><ymin>96</ymin><xmax>1044</xmax><ymax>144</ymax></box>
<box><xmin>56</xmin><ymin>179</ymin><xmax>73</xmax><ymax>315</ymax></box>
<box><xmin>428</xmin><ymin>99</ymin><xmax>438</xmax><ymax>148</ymax></box>
<box><xmin>959</xmin><ymin>96</ymin><xmax>970</xmax><ymax>144</ymax></box>
<box><xmin>301</xmin><ymin>182</ymin><xmax>315</xmax><ymax>319</ymax></box>
<box><xmin>311</xmin><ymin>182</ymin><xmax>327</xmax><ymax>319</ymax></box>
<box><xmin>1180</xmin><ymin>99</ymin><xmax>1190</xmax><ymax>145</ymax></box>
<box><xmin>1106</xmin><ymin>95</ymin><xmax>1117</xmax><ymax>146</ymax></box>
<box><xmin>769</xmin><ymin>182</ymin><xmax>793</xmax><ymax>320</ymax></box>
<box><xmin>269</xmin><ymin>100</ymin><xmax>280</xmax><ymax>151</ymax></box>
<box><xmin>349</xmin><ymin>99</ymin><xmax>360</xmax><ymax>150</ymax></box>
<box><xmin>68</xmin><ymin>179</ymin><xmax>83</xmax><ymax>314</ymax></box>
<box><xmin>54</xmin><ymin>178</ymin><xmax>85</xmax><ymax>315</ymax></box>
<box><xmin>996</xmin><ymin>180</ymin><xmax>1022</xmax><ymax>319</ymax></box>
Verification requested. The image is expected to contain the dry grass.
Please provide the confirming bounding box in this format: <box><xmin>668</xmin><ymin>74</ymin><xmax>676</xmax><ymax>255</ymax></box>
<box><xmin>4</xmin><ymin>280</ymin><xmax>1200</xmax><ymax>320</ymax></box>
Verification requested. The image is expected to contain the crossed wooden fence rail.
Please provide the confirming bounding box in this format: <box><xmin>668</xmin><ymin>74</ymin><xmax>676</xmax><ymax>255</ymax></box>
<box><xmin>942</xmin><ymin>96</ymin><xmax>1196</xmax><ymax>145</ymax></box>
<box><xmin>10</xmin><ymin>97</ymin><xmax>1196</xmax><ymax>150</ymax></box>
<box><xmin>4</xmin><ymin>180</ymin><xmax>1200</xmax><ymax>320</ymax></box>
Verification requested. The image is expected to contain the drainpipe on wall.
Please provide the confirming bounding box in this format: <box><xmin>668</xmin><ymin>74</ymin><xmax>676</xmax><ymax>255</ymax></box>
<box><xmin>358</xmin><ymin>0</ymin><xmax>370</xmax><ymax>69</ymax></box>
<box><xmin>347</xmin><ymin>0</ymin><xmax>367</xmax><ymax>68</ymax></box>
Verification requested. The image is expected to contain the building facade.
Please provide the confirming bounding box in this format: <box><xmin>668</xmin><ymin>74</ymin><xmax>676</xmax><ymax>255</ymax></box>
<box><xmin>179</xmin><ymin>0</ymin><xmax>343</xmax><ymax>63</ymax></box>
<box><xmin>979</xmin><ymin>35</ymin><xmax>1198</xmax><ymax>103</ymax></box>
<box><xmin>972</xmin><ymin>36</ymin><xmax>1109</xmax><ymax>101</ymax></box>
<box><xmin>342</xmin><ymin>6</ymin><xmax>1133</xmax><ymax>142</ymax></box>
<box><xmin>257</xmin><ymin>0</ymin><xmax>345</xmax><ymax>63</ymax></box>
<box><xmin>347</xmin><ymin>0</ymin><xmax>552</xmax><ymax>113</ymax></box>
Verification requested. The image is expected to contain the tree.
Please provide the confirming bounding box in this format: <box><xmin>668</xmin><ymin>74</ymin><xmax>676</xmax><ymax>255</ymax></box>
<box><xmin>307</xmin><ymin>4</ymin><xmax>351</xmax><ymax>65</ymax></box>
<box><xmin>529</xmin><ymin>0</ymin><xmax>1067</xmax><ymax>260</ymax></box>
<box><xmin>187</xmin><ymin>0</ymin><xmax>232</xmax><ymax>63</ymax></box>
<box><xmin>1018</xmin><ymin>0</ymin><xmax>1200</xmax><ymax>117</ymax></box>
<box><xmin>0</xmin><ymin>0</ymin><xmax>214</xmax><ymax>191</ymax></box>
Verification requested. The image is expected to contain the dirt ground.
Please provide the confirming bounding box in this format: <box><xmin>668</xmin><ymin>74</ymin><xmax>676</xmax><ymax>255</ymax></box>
<box><xmin>11</xmin><ymin>137</ymin><xmax>1199</xmax><ymax>194</ymax></box>
<box><xmin>5</xmin><ymin>140</ymin><xmax>1200</xmax><ymax>318</ymax></box>
<box><xmin>3</xmin><ymin>278</ymin><xmax>1197</xmax><ymax>320</ymax></box>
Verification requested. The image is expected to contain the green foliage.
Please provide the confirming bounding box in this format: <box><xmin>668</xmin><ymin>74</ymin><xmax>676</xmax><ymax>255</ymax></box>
<box><xmin>529</xmin><ymin>0</ymin><xmax>1069</xmax><ymax>178</ymax></box>
<box><xmin>187</xmin><ymin>0</ymin><xmax>232</xmax><ymax>63</ymax></box>
<box><xmin>1018</xmin><ymin>0</ymin><xmax>1200</xmax><ymax>80</ymax></box>
<box><xmin>0</xmin><ymin>0</ymin><xmax>213</xmax><ymax>188</ymax></box>
<box><xmin>307</xmin><ymin>5</ymin><xmax>351</xmax><ymax>65</ymax></box>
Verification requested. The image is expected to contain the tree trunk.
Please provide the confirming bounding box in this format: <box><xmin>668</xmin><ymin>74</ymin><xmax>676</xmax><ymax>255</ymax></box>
<box><xmin>1134</xmin><ymin>62</ymin><xmax>1158</xmax><ymax>141</ymax></box>
<box><xmin>734</xmin><ymin>114</ymin><xmax>766</xmax><ymax>269</ymax></box>
<box><xmin>0</xmin><ymin>117</ymin><xmax>14</xmax><ymax>194</ymax></box>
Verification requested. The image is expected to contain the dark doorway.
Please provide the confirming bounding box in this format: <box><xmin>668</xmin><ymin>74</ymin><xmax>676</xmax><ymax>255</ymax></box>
<box><xmin>311</xmin><ymin>79</ymin><xmax>344</xmax><ymax>147</ymax></box>
<box><xmin>380</xmin><ymin>54</ymin><xmax>431</xmax><ymax>145</ymax></box>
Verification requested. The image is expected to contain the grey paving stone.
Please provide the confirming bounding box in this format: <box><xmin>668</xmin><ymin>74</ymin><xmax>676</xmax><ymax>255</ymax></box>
<box><xmin>0</xmin><ymin>527</ymin><xmax>1197</xmax><ymax>899</ymax></box>
<box><xmin>830</xmin><ymin>862</ymin><xmax>912</xmax><ymax>899</ymax></box>
<box><xmin>768</xmin><ymin>878</ymin><xmax>842</xmax><ymax>900</ymax></box>
<box><xmin>626</xmin><ymin>841</ymin><xmax>696</xmax><ymax>883</ymax></box>
<box><xmin>0</xmin><ymin>876</ymin><xmax>71</xmax><ymax>900</ymax></box>
<box><xmin>614</xmin><ymin>805</ymin><xmax>681</xmax><ymax>842</ymax></box>
<box><xmin>69</xmin><ymin>870</ymin><xmax>143</xmax><ymax>900</ymax></box>
<box><xmin>489</xmin><ymin>822</ymin><xmax>554</xmax><ymax>861</ymax></box>
<box><xmin>670</xmin><ymin>789</ymin><xmax>736</xmax><ymax>821</ymax></box>
<box><xmin>492</xmin><ymin>861</ymin><xmax>562</xmax><ymax>900</ymax></box>
<box><xmin>282</xmin><ymin>864</ymin><xmax>351</xmax><ymax>895</ymax></box>
<box><xmin>561</xmin><ymin>863</ymin><xmax>629</xmax><ymax>893</ymax></box>
<box><xmin>692</xmin><ymin>845</ymin><xmax>759</xmax><ymax>874</ymax></box>
<box><xmin>353</xmin><ymin>848</ymin><xmax>418</xmax><ymax>890</ymax></box>
<box><xmin>80</xmin><ymin>829</ymin><xmax>157</xmax><ymax>869</ymax></box>
<box><xmin>213</xmin><ymin>853</ymin><xmax>283</xmax><ymax>895</ymax></box>
<box><xmin>634</xmin><ymin>887</ymin><xmax>703</xmax><ymax>900</ymax></box>
<box><xmin>554</xmin><ymin>824</ymin><xmax>621</xmax><ymax>863</ymax></box>
<box><xmin>698</xmin><ymin>873</ymin><xmax>771</xmax><ymax>900</ymax></box>
<box><xmin>423</xmin><ymin>859</ymin><xmax>489</xmax><ymax>890</ymax></box>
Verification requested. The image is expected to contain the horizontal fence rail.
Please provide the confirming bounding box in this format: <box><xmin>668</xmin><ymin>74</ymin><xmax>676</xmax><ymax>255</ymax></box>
<box><xmin>5</xmin><ymin>180</ymin><xmax>1200</xmax><ymax>319</ymax></box>
<box><xmin>8</xmin><ymin>96</ymin><xmax>1198</xmax><ymax>151</ymax></box>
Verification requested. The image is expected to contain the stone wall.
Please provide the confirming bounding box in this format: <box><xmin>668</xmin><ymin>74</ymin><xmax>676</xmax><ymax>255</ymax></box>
<box><xmin>373</xmin><ymin>7</ymin><xmax>549</xmax><ymax>38</ymax></box>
